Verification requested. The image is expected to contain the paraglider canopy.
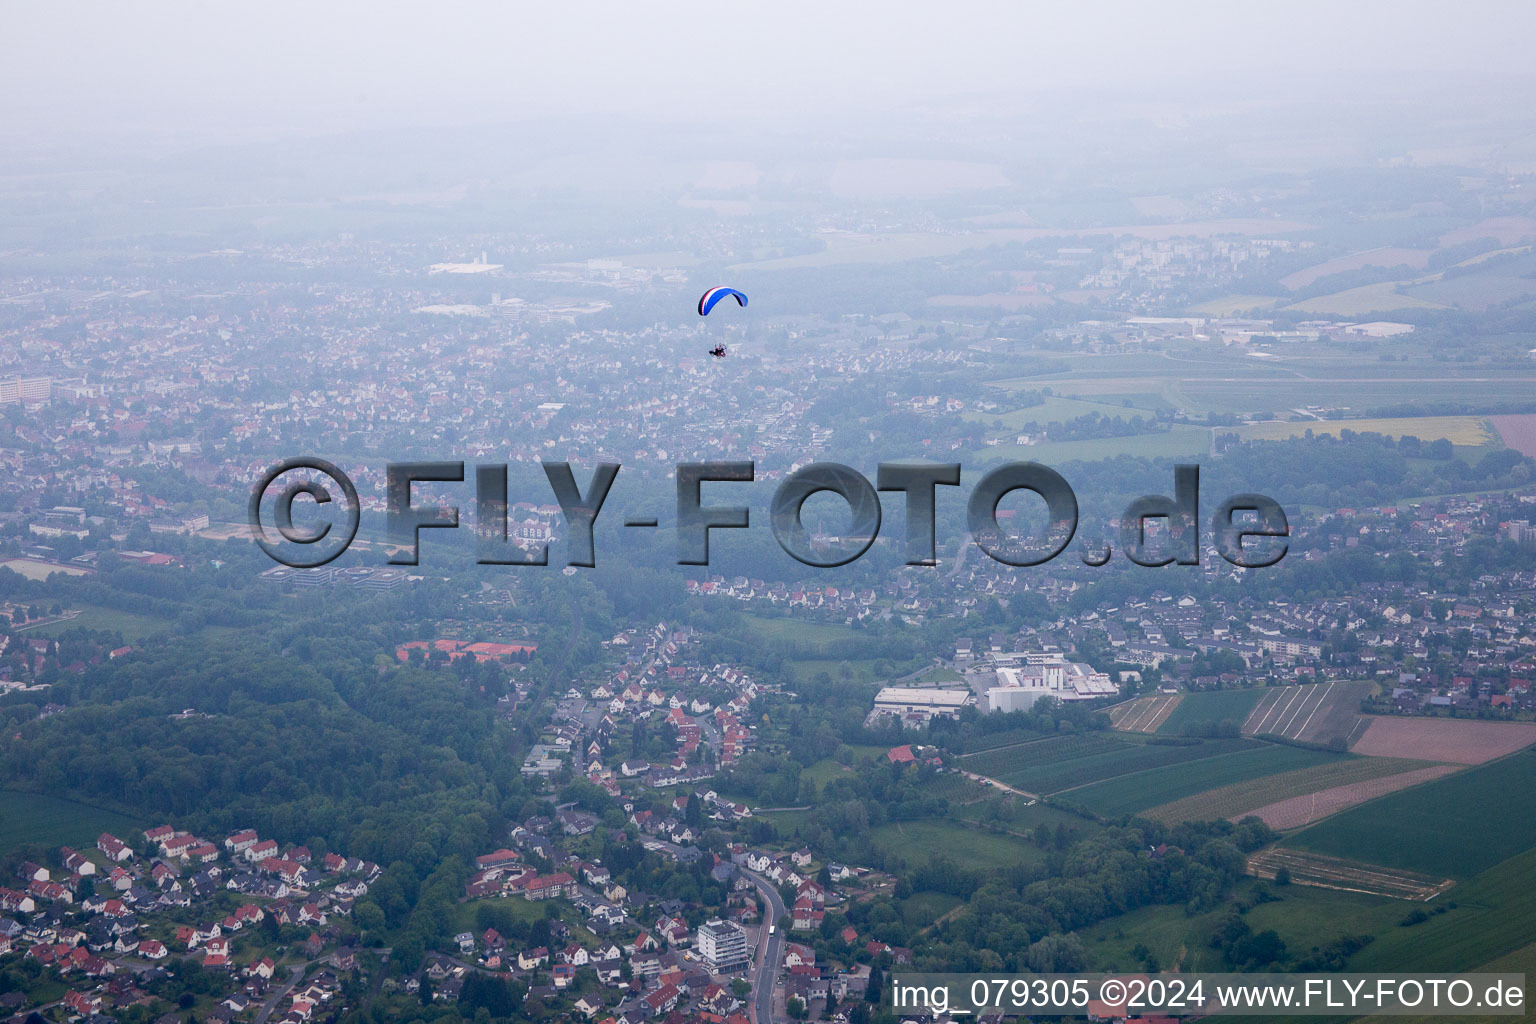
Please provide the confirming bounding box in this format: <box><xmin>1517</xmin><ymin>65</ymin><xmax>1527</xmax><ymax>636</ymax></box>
<box><xmin>698</xmin><ymin>286</ymin><xmax>747</xmax><ymax>316</ymax></box>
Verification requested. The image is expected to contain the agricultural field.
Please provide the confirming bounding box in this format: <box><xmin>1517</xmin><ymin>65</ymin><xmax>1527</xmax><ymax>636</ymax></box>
<box><xmin>1158</xmin><ymin>688</ymin><xmax>1265</xmax><ymax>736</ymax></box>
<box><xmin>1186</xmin><ymin>294</ymin><xmax>1281</xmax><ymax>315</ymax></box>
<box><xmin>1234</xmin><ymin>415</ymin><xmax>1493</xmax><ymax>446</ymax></box>
<box><xmin>1348</xmin><ymin>716</ymin><xmax>1536</xmax><ymax>764</ymax></box>
<box><xmin>1285</xmin><ymin>749</ymin><xmax>1536</xmax><ymax>878</ymax></box>
<box><xmin>960</xmin><ymin>733</ymin><xmax>1122</xmax><ymax>779</ymax></box>
<box><xmin>963</xmin><ymin>727</ymin><xmax>1048</xmax><ymax>753</ymax></box>
<box><xmin>1067</xmin><ymin>744</ymin><xmax>1346</xmax><ymax>820</ymax></box>
<box><xmin>1365</xmin><ymin>941</ymin><xmax>1536</xmax><ymax>1024</ymax></box>
<box><xmin>1244</xmin><ymin>681</ymin><xmax>1372</xmax><ymax>746</ymax></box>
<box><xmin>1242</xmin><ymin>763</ymin><xmax>1461</xmax><ymax>830</ymax></box>
<box><xmin>1279</xmin><ymin>247</ymin><xmax>1432</xmax><ymax>290</ymax></box>
<box><xmin>0</xmin><ymin>791</ymin><xmax>142</xmax><ymax>854</ymax></box>
<box><xmin>1247</xmin><ymin>848</ymin><xmax>1452</xmax><ymax>901</ymax></box>
<box><xmin>1282</xmin><ymin>280</ymin><xmax>1448</xmax><ymax>315</ymax></box>
<box><xmin>1350</xmin><ymin>846</ymin><xmax>1536</xmax><ymax>974</ymax></box>
<box><xmin>1009</xmin><ymin>737</ymin><xmax>1258</xmax><ymax>796</ymax></box>
<box><xmin>1139</xmin><ymin>756</ymin><xmax>1444</xmax><ymax>828</ymax></box>
<box><xmin>912</xmin><ymin>771</ymin><xmax>989</xmax><ymax>802</ymax></box>
<box><xmin>1107</xmin><ymin>694</ymin><xmax>1181</xmax><ymax>733</ymax></box>
<box><xmin>1490</xmin><ymin>412</ymin><xmax>1536</xmax><ymax>457</ymax></box>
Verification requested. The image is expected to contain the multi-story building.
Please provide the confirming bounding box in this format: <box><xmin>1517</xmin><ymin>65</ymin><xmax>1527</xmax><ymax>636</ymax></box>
<box><xmin>696</xmin><ymin>918</ymin><xmax>749</xmax><ymax>972</ymax></box>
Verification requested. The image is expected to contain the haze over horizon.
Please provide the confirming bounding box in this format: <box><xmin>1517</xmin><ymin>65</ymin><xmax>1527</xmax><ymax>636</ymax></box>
<box><xmin>7</xmin><ymin>0</ymin><xmax>1536</xmax><ymax>156</ymax></box>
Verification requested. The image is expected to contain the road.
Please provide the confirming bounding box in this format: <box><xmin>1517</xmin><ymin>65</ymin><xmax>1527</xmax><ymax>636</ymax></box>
<box><xmin>959</xmin><ymin>770</ymin><xmax>1038</xmax><ymax>801</ymax></box>
<box><xmin>255</xmin><ymin>963</ymin><xmax>307</xmax><ymax>1024</ymax></box>
<box><xmin>745</xmin><ymin>870</ymin><xmax>788</xmax><ymax>1024</ymax></box>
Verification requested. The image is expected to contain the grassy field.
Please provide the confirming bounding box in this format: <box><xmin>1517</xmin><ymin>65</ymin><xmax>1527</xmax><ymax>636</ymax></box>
<box><xmin>1158</xmin><ymin>689</ymin><xmax>1267</xmax><ymax>736</ymax></box>
<box><xmin>867</xmin><ymin>819</ymin><xmax>1043</xmax><ymax>872</ymax></box>
<box><xmin>1282</xmin><ymin>281</ymin><xmax>1449</xmax><ymax>315</ymax></box>
<box><xmin>1186</xmin><ymin>294</ymin><xmax>1282</xmax><ymax>315</ymax></box>
<box><xmin>801</xmin><ymin>758</ymin><xmax>859</xmax><ymax>794</ymax></box>
<box><xmin>1286</xmin><ymin>749</ymin><xmax>1536</xmax><ymax>878</ymax></box>
<box><xmin>800</xmin><ymin>748</ymin><xmax>928</xmax><ymax>796</ymax></box>
<box><xmin>452</xmin><ymin>894</ymin><xmax>560</xmax><ymax>935</ymax></box>
<box><xmin>1081</xmin><ymin>881</ymin><xmax>1405</xmax><ymax>973</ymax></box>
<box><xmin>741</xmin><ymin>615</ymin><xmax>863</xmax><ymax>647</ymax></box>
<box><xmin>965</xmin><ymin>395</ymin><xmax>1161</xmax><ymax>429</ymax></box>
<box><xmin>973</xmin><ymin>426</ymin><xmax>1211</xmax><ymax>466</ymax></box>
<box><xmin>1235</xmin><ymin>415</ymin><xmax>1493</xmax><ymax>445</ymax></box>
<box><xmin>1067</xmin><ymin>744</ymin><xmax>1347</xmax><ymax>819</ymax></box>
<box><xmin>1139</xmin><ymin>756</ymin><xmax>1435</xmax><ymax>825</ymax></box>
<box><xmin>898</xmin><ymin>890</ymin><xmax>963</xmax><ymax>929</ymax></box>
<box><xmin>781</xmin><ymin>655</ymin><xmax>924</xmax><ymax>686</ymax></box>
<box><xmin>0</xmin><ymin>791</ymin><xmax>143</xmax><ymax>854</ymax></box>
<box><xmin>28</xmin><ymin>603</ymin><xmax>176</xmax><ymax>641</ymax></box>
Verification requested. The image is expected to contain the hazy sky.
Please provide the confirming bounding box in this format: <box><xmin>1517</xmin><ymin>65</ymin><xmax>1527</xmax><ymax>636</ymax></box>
<box><xmin>6</xmin><ymin>1</ymin><xmax>1536</xmax><ymax>147</ymax></box>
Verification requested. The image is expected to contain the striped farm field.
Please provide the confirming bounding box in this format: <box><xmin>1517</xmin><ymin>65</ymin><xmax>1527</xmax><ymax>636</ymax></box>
<box><xmin>1244</xmin><ymin>680</ymin><xmax>1372</xmax><ymax>746</ymax></box>
<box><xmin>964</xmin><ymin>728</ymin><xmax>1049</xmax><ymax>753</ymax></box>
<box><xmin>1108</xmin><ymin>694</ymin><xmax>1181</xmax><ymax>733</ymax></box>
<box><xmin>960</xmin><ymin>733</ymin><xmax>1122</xmax><ymax>779</ymax></box>
<box><xmin>1139</xmin><ymin>756</ymin><xmax>1439</xmax><ymax>826</ymax></box>
<box><xmin>1067</xmin><ymin>743</ymin><xmax>1344</xmax><ymax>819</ymax></box>
<box><xmin>1012</xmin><ymin>737</ymin><xmax>1257</xmax><ymax>795</ymax></box>
<box><xmin>1234</xmin><ymin>415</ymin><xmax>1492</xmax><ymax>445</ymax></box>
<box><xmin>1158</xmin><ymin>688</ymin><xmax>1265</xmax><ymax>736</ymax></box>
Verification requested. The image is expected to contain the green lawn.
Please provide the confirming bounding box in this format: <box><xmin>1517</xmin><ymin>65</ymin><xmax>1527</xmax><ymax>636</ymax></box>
<box><xmin>0</xmin><ymin>791</ymin><xmax>143</xmax><ymax>854</ymax></box>
<box><xmin>1286</xmin><ymin>749</ymin><xmax>1536</xmax><ymax>878</ymax></box>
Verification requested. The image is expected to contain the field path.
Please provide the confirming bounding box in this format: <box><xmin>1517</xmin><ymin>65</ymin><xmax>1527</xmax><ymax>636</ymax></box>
<box><xmin>959</xmin><ymin>770</ymin><xmax>1038</xmax><ymax>801</ymax></box>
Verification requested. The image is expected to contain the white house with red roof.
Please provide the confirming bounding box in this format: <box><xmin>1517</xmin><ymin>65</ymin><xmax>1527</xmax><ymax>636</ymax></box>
<box><xmin>245</xmin><ymin>839</ymin><xmax>278</xmax><ymax>862</ymax></box>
